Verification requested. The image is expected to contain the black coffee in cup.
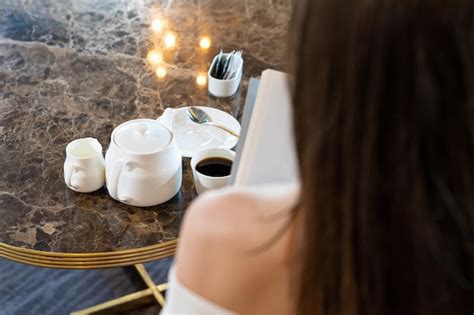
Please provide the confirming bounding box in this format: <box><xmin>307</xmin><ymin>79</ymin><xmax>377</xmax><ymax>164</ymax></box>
<box><xmin>195</xmin><ymin>157</ymin><xmax>232</xmax><ymax>177</ymax></box>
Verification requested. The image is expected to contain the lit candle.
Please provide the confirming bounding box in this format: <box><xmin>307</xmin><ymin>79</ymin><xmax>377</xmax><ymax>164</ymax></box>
<box><xmin>156</xmin><ymin>66</ymin><xmax>167</xmax><ymax>78</ymax></box>
<box><xmin>147</xmin><ymin>50</ymin><xmax>163</xmax><ymax>65</ymax></box>
<box><xmin>196</xmin><ymin>73</ymin><xmax>207</xmax><ymax>86</ymax></box>
<box><xmin>151</xmin><ymin>19</ymin><xmax>163</xmax><ymax>33</ymax></box>
<box><xmin>199</xmin><ymin>36</ymin><xmax>211</xmax><ymax>49</ymax></box>
<box><xmin>164</xmin><ymin>32</ymin><xmax>176</xmax><ymax>48</ymax></box>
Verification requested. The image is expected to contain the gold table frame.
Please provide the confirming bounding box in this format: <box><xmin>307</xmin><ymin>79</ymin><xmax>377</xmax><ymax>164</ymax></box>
<box><xmin>0</xmin><ymin>240</ymin><xmax>177</xmax><ymax>269</ymax></box>
<box><xmin>0</xmin><ymin>240</ymin><xmax>178</xmax><ymax>313</ymax></box>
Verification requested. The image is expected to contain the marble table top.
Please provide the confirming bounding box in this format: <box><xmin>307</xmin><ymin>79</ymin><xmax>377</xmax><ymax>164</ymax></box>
<box><xmin>0</xmin><ymin>0</ymin><xmax>290</xmax><ymax>259</ymax></box>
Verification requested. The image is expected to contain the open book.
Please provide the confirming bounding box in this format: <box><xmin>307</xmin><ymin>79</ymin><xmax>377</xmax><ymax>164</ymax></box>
<box><xmin>231</xmin><ymin>70</ymin><xmax>299</xmax><ymax>186</ymax></box>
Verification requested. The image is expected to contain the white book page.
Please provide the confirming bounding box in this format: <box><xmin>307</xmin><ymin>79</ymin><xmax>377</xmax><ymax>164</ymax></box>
<box><xmin>234</xmin><ymin>69</ymin><xmax>299</xmax><ymax>186</ymax></box>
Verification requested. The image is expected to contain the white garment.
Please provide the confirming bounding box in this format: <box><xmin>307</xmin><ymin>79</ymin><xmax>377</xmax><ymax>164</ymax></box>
<box><xmin>161</xmin><ymin>266</ymin><xmax>235</xmax><ymax>315</ymax></box>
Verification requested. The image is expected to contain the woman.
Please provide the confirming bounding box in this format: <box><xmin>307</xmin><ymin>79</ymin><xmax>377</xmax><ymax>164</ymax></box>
<box><xmin>163</xmin><ymin>0</ymin><xmax>474</xmax><ymax>314</ymax></box>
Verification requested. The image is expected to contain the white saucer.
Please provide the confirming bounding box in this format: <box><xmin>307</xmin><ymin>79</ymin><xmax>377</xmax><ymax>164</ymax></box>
<box><xmin>172</xmin><ymin>106</ymin><xmax>240</xmax><ymax>158</ymax></box>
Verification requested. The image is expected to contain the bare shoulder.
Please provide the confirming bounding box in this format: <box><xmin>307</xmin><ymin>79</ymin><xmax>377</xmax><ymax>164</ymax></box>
<box><xmin>178</xmin><ymin>184</ymin><xmax>298</xmax><ymax>252</ymax></box>
<box><xmin>176</xmin><ymin>187</ymin><xmax>263</xmax><ymax>268</ymax></box>
<box><xmin>180</xmin><ymin>187</ymin><xmax>262</xmax><ymax>241</ymax></box>
<box><xmin>174</xmin><ymin>184</ymin><xmax>299</xmax><ymax>312</ymax></box>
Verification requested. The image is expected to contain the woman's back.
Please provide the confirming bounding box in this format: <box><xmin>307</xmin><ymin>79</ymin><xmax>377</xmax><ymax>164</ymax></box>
<box><xmin>166</xmin><ymin>0</ymin><xmax>474</xmax><ymax>314</ymax></box>
<box><xmin>172</xmin><ymin>184</ymin><xmax>300</xmax><ymax>314</ymax></box>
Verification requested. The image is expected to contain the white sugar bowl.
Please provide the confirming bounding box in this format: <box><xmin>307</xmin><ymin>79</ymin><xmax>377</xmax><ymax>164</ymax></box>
<box><xmin>105</xmin><ymin>109</ymin><xmax>182</xmax><ymax>207</ymax></box>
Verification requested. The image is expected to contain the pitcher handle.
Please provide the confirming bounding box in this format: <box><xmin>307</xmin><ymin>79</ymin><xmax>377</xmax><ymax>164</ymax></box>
<box><xmin>107</xmin><ymin>159</ymin><xmax>127</xmax><ymax>199</ymax></box>
<box><xmin>66</xmin><ymin>166</ymin><xmax>80</xmax><ymax>190</ymax></box>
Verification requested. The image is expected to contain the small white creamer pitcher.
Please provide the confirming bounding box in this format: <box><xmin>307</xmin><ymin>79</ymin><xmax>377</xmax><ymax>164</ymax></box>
<box><xmin>64</xmin><ymin>137</ymin><xmax>106</xmax><ymax>193</ymax></box>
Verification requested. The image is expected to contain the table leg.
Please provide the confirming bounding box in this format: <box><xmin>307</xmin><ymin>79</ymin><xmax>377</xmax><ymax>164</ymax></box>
<box><xmin>71</xmin><ymin>264</ymin><xmax>169</xmax><ymax>314</ymax></box>
<box><xmin>134</xmin><ymin>263</ymin><xmax>166</xmax><ymax>306</ymax></box>
<box><xmin>70</xmin><ymin>282</ymin><xmax>169</xmax><ymax>314</ymax></box>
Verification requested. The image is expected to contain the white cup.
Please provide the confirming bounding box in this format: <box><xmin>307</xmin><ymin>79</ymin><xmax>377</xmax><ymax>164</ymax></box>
<box><xmin>64</xmin><ymin>137</ymin><xmax>105</xmax><ymax>193</ymax></box>
<box><xmin>208</xmin><ymin>53</ymin><xmax>243</xmax><ymax>98</ymax></box>
<box><xmin>191</xmin><ymin>148</ymin><xmax>235</xmax><ymax>194</ymax></box>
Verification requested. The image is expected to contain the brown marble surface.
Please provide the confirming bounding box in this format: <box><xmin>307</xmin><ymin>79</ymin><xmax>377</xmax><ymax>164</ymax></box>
<box><xmin>0</xmin><ymin>0</ymin><xmax>291</xmax><ymax>253</ymax></box>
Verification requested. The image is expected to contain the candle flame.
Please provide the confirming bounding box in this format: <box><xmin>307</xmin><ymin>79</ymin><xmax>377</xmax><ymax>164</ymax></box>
<box><xmin>199</xmin><ymin>36</ymin><xmax>211</xmax><ymax>49</ymax></box>
<box><xmin>196</xmin><ymin>73</ymin><xmax>207</xmax><ymax>86</ymax></box>
<box><xmin>151</xmin><ymin>19</ymin><xmax>163</xmax><ymax>33</ymax></box>
<box><xmin>156</xmin><ymin>66</ymin><xmax>167</xmax><ymax>78</ymax></box>
<box><xmin>147</xmin><ymin>50</ymin><xmax>163</xmax><ymax>65</ymax></box>
<box><xmin>164</xmin><ymin>32</ymin><xmax>176</xmax><ymax>48</ymax></box>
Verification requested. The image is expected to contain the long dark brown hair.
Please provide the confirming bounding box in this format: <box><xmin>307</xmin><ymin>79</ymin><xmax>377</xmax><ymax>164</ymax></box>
<box><xmin>289</xmin><ymin>0</ymin><xmax>474</xmax><ymax>314</ymax></box>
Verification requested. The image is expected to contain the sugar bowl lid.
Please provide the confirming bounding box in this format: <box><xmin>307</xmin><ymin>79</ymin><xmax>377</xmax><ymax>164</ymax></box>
<box><xmin>112</xmin><ymin>119</ymin><xmax>172</xmax><ymax>154</ymax></box>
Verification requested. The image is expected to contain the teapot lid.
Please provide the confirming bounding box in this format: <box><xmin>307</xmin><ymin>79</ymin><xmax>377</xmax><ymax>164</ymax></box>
<box><xmin>113</xmin><ymin>119</ymin><xmax>172</xmax><ymax>154</ymax></box>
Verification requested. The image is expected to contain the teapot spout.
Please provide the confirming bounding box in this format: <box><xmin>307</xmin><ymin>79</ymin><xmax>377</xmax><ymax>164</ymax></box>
<box><xmin>157</xmin><ymin>108</ymin><xmax>175</xmax><ymax>131</ymax></box>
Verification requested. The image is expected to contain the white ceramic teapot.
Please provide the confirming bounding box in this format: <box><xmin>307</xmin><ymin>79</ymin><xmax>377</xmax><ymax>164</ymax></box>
<box><xmin>105</xmin><ymin>109</ymin><xmax>182</xmax><ymax>207</ymax></box>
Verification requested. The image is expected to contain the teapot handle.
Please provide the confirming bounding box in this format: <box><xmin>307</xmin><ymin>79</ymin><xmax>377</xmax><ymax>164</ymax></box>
<box><xmin>157</xmin><ymin>108</ymin><xmax>175</xmax><ymax>130</ymax></box>
<box><xmin>107</xmin><ymin>159</ymin><xmax>127</xmax><ymax>199</ymax></box>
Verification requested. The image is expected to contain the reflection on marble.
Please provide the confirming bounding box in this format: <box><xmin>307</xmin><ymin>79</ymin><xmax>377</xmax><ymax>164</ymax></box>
<box><xmin>0</xmin><ymin>0</ymin><xmax>291</xmax><ymax>253</ymax></box>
